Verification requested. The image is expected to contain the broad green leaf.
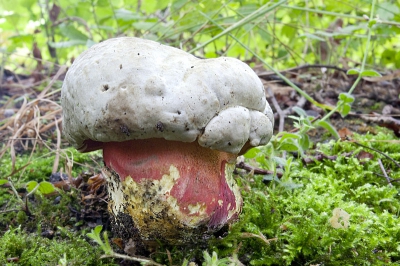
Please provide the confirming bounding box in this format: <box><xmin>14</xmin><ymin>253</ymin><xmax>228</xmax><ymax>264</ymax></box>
<box><xmin>278</xmin><ymin>138</ymin><xmax>301</xmax><ymax>153</ymax></box>
<box><xmin>0</xmin><ymin>179</ymin><xmax>8</xmax><ymax>185</ymax></box>
<box><xmin>49</xmin><ymin>40</ymin><xmax>87</xmax><ymax>48</ymax></box>
<box><xmin>347</xmin><ymin>68</ymin><xmax>360</xmax><ymax>75</ymax></box>
<box><xmin>7</xmin><ymin>34</ymin><xmax>34</xmax><ymax>51</ymax></box>
<box><xmin>274</xmin><ymin>156</ymin><xmax>288</xmax><ymax>167</ymax></box>
<box><xmin>338</xmin><ymin>93</ymin><xmax>354</xmax><ymax>103</ymax></box>
<box><xmin>315</xmin><ymin>120</ymin><xmax>340</xmax><ymax>139</ymax></box>
<box><xmin>132</xmin><ymin>21</ymin><xmax>158</xmax><ymax>31</ymax></box>
<box><xmin>380</xmin><ymin>49</ymin><xmax>396</xmax><ymax>66</ymax></box>
<box><xmin>38</xmin><ymin>181</ymin><xmax>55</xmax><ymax>195</ymax></box>
<box><xmin>292</xmin><ymin>106</ymin><xmax>308</xmax><ymax>117</ymax></box>
<box><xmin>279</xmin><ymin>132</ymin><xmax>301</xmax><ymax>141</ymax></box>
<box><xmin>86</xmin><ymin>39</ymin><xmax>97</xmax><ymax>48</ymax></box>
<box><xmin>141</xmin><ymin>1</ymin><xmax>157</xmax><ymax>14</ymax></box>
<box><xmin>244</xmin><ymin>147</ymin><xmax>260</xmax><ymax>159</ymax></box>
<box><xmin>26</xmin><ymin>181</ymin><xmax>38</xmax><ymax>192</ymax></box>
<box><xmin>115</xmin><ymin>8</ymin><xmax>142</xmax><ymax>21</ymax></box>
<box><xmin>377</xmin><ymin>2</ymin><xmax>399</xmax><ymax>21</ymax></box>
<box><xmin>59</xmin><ymin>23</ymin><xmax>88</xmax><ymax>41</ymax></box>
<box><xmin>313</xmin><ymin>30</ymin><xmax>335</xmax><ymax>38</ymax></box>
<box><xmin>281</xmin><ymin>24</ymin><xmax>297</xmax><ymax>39</ymax></box>
<box><xmin>339</xmin><ymin>25</ymin><xmax>365</xmax><ymax>34</ymax></box>
<box><xmin>360</xmin><ymin>70</ymin><xmax>382</xmax><ymax>77</ymax></box>
<box><xmin>299</xmin><ymin>134</ymin><xmax>310</xmax><ymax>151</ymax></box>
<box><xmin>339</xmin><ymin>103</ymin><xmax>352</xmax><ymax>117</ymax></box>
<box><xmin>300</xmin><ymin>33</ymin><xmax>325</xmax><ymax>41</ymax></box>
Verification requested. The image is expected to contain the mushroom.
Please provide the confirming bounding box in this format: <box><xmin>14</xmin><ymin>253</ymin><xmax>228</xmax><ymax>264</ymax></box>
<box><xmin>61</xmin><ymin>37</ymin><xmax>273</xmax><ymax>247</ymax></box>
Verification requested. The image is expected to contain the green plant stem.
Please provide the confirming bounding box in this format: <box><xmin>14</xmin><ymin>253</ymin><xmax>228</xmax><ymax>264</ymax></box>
<box><xmin>199</xmin><ymin>11</ymin><xmax>331</xmax><ymax>111</ymax></box>
<box><xmin>320</xmin><ymin>0</ymin><xmax>376</xmax><ymax>122</ymax></box>
<box><xmin>283</xmin><ymin>4</ymin><xmax>400</xmax><ymax>27</ymax></box>
<box><xmin>189</xmin><ymin>0</ymin><xmax>288</xmax><ymax>53</ymax></box>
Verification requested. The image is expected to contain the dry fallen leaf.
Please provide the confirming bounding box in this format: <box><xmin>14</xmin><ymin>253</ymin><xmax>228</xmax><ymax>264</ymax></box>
<box><xmin>338</xmin><ymin>127</ymin><xmax>353</xmax><ymax>140</ymax></box>
<box><xmin>329</xmin><ymin>208</ymin><xmax>350</xmax><ymax>229</ymax></box>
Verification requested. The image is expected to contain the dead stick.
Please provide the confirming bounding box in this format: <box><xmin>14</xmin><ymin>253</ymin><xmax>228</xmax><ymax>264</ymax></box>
<box><xmin>378</xmin><ymin>159</ymin><xmax>393</xmax><ymax>187</ymax></box>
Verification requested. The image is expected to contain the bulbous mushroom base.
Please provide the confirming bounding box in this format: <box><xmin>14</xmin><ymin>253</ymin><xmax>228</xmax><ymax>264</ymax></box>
<box><xmin>102</xmin><ymin>139</ymin><xmax>242</xmax><ymax>246</ymax></box>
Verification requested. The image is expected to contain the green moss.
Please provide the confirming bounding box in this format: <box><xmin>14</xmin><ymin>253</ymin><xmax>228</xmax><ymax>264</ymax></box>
<box><xmin>1</xmin><ymin>131</ymin><xmax>400</xmax><ymax>265</ymax></box>
<box><xmin>0</xmin><ymin>227</ymin><xmax>115</xmax><ymax>265</ymax></box>
<box><xmin>209</xmin><ymin>131</ymin><xmax>400</xmax><ymax>265</ymax></box>
<box><xmin>0</xmin><ymin>147</ymin><xmax>102</xmax><ymax>181</ymax></box>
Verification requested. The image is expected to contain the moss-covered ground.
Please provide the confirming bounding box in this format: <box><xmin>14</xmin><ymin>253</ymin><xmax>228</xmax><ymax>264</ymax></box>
<box><xmin>1</xmin><ymin>130</ymin><xmax>399</xmax><ymax>265</ymax></box>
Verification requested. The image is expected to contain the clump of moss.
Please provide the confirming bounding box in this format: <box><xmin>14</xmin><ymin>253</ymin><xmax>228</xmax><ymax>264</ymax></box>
<box><xmin>0</xmin><ymin>227</ymin><xmax>114</xmax><ymax>265</ymax></box>
<box><xmin>207</xmin><ymin>131</ymin><xmax>400</xmax><ymax>265</ymax></box>
<box><xmin>2</xmin><ymin>131</ymin><xmax>399</xmax><ymax>265</ymax></box>
<box><xmin>0</xmin><ymin>147</ymin><xmax>102</xmax><ymax>182</ymax></box>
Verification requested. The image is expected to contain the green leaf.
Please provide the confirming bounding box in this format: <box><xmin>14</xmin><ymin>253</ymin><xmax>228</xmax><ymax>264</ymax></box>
<box><xmin>86</xmin><ymin>39</ymin><xmax>97</xmax><ymax>48</ymax></box>
<box><xmin>360</xmin><ymin>70</ymin><xmax>382</xmax><ymax>77</ymax></box>
<box><xmin>278</xmin><ymin>138</ymin><xmax>302</xmax><ymax>153</ymax></box>
<box><xmin>58</xmin><ymin>23</ymin><xmax>88</xmax><ymax>41</ymax></box>
<box><xmin>132</xmin><ymin>21</ymin><xmax>158</xmax><ymax>31</ymax></box>
<box><xmin>244</xmin><ymin>147</ymin><xmax>260</xmax><ymax>159</ymax></box>
<box><xmin>377</xmin><ymin>3</ymin><xmax>399</xmax><ymax>21</ymax></box>
<box><xmin>292</xmin><ymin>106</ymin><xmax>308</xmax><ymax>117</ymax></box>
<box><xmin>26</xmin><ymin>181</ymin><xmax>38</xmax><ymax>192</ymax></box>
<box><xmin>49</xmin><ymin>40</ymin><xmax>87</xmax><ymax>48</ymax></box>
<box><xmin>338</xmin><ymin>93</ymin><xmax>354</xmax><ymax>103</ymax></box>
<box><xmin>346</xmin><ymin>68</ymin><xmax>360</xmax><ymax>75</ymax></box>
<box><xmin>0</xmin><ymin>179</ymin><xmax>8</xmax><ymax>185</ymax></box>
<box><xmin>282</xmin><ymin>24</ymin><xmax>297</xmax><ymax>39</ymax></box>
<box><xmin>339</xmin><ymin>103</ymin><xmax>352</xmax><ymax>117</ymax></box>
<box><xmin>38</xmin><ymin>181</ymin><xmax>55</xmax><ymax>195</ymax></box>
<box><xmin>299</xmin><ymin>134</ymin><xmax>310</xmax><ymax>151</ymax></box>
<box><xmin>315</xmin><ymin>120</ymin><xmax>340</xmax><ymax>139</ymax></box>
<box><xmin>300</xmin><ymin>33</ymin><xmax>325</xmax><ymax>41</ymax></box>
<box><xmin>279</xmin><ymin>132</ymin><xmax>301</xmax><ymax>141</ymax></box>
<box><xmin>114</xmin><ymin>8</ymin><xmax>142</xmax><ymax>21</ymax></box>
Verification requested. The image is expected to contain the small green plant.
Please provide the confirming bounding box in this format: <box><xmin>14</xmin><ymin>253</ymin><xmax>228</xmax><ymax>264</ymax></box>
<box><xmin>202</xmin><ymin>251</ymin><xmax>232</xmax><ymax>266</ymax></box>
<box><xmin>86</xmin><ymin>225</ymin><xmax>113</xmax><ymax>256</ymax></box>
<box><xmin>86</xmin><ymin>225</ymin><xmax>163</xmax><ymax>266</ymax></box>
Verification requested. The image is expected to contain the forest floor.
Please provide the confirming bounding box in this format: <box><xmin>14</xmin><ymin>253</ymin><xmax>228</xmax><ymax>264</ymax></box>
<box><xmin>0</xmin><ymin>64</ymin><xmax>399</xmax><ymax>265</ymax></box>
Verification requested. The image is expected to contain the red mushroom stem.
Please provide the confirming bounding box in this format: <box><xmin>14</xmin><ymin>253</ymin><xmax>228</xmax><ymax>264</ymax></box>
<box><xmin>102</xmin><ymin>139</ymin><xmax>242</xmax><ymax>241</ymax></box>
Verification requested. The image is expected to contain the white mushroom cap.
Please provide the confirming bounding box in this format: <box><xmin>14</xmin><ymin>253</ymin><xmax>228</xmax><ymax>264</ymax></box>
<box><xmin>61</xmin><ymin>37</ymin><xmax>273</xmax><ymax>154</ymax></box>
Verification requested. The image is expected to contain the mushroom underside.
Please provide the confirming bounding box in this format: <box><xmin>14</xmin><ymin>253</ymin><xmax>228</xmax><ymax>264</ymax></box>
<box><xmin>102</xmin><ymin>139</ymin><xmax>243</xmax><ymax>244</ymax></box>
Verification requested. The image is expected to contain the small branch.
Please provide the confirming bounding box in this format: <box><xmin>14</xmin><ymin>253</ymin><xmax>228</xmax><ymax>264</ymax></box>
<box><xmin>350</xmin><ymin>140</ymin><xmax>400</xmax><ymax>168</ymax></box>
<box><xmin>52</xmin><ymin>117</ymin><xmax>61</xmax><ymax>173</ymax></box>
<box><xmin>100</xmin><ymin>252</ymin><xmax>163</xmax><ymax>266</ymax></box>
<box><xmin>0</xmin><ymin>209</ymin><xmax>20</xmax><ymax>214</ymax></box>
<box><xmin>378</xmin><ymin>159</ymin><xmax>393</xmax><ymax>187</ymax></box>
<box><xmin>273</xmin><ymin>96</ymin><xmax>307</xmax><ymax>122</ymax></box>
<box><xmin>267</xmin><ymin>86</ymin><xmax>285</xmax><ymax>133</ymax></box>
<box><xmin>241</xmin><ymin>232</ymin><xmax>278</xmax><ymax>245</ymax></box>
<box><xmin>7</xmin><ymin>177</ymin><xmax>23</xmax><ymax>203</ymax></box>
<box><xmin>236</xmin><ymin>162</ymin><xmax>283</xmax><ymax>178</ymax></box>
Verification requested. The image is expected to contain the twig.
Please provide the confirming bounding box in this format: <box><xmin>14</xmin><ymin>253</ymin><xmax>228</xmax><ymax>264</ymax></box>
<box><xmin>241</xmin><ymin>232</ymin><xmax>278</xmax><ymax>245</ymax></box>
<box><xmin>52</xmin><ymin>117</ymin><xmax>61</xmax><ymax>173</ymax></box>
<box><xmin>7</xmin><ymin>177</ymin><xmax>23</xmax><ymax>203</ymax></box>
<box><xmin>0</xmin><ymin>209</ymin><xmax>20</xmax><ymax>214</ymax></box>
<box><xmin>378</xmin><ymin>159</ymin><xmax>393</xmax><ymax>187</ymax></box>
<box><xmin>267</xmin><ymin>86</ymin><xmax>285</xmax><ymax>132</ymax></box>
<box><xmin>236</xmin><ymin>161</ymin><xmax>283</xmax><ymax>178</ymax></box>
<box><xmin>273</xmin><ymin>96</ymin><xmax>307</xmax><ymax>122</ymax></box>
<box><xmin>100</xmin><ymin>252</ymin><xmax>164</xmax><ymax>266</ymax></box>
<box><xmin>350</xmin><ymin>140</ymin><xmax>400</xmax><ymax>168</ymax></box>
